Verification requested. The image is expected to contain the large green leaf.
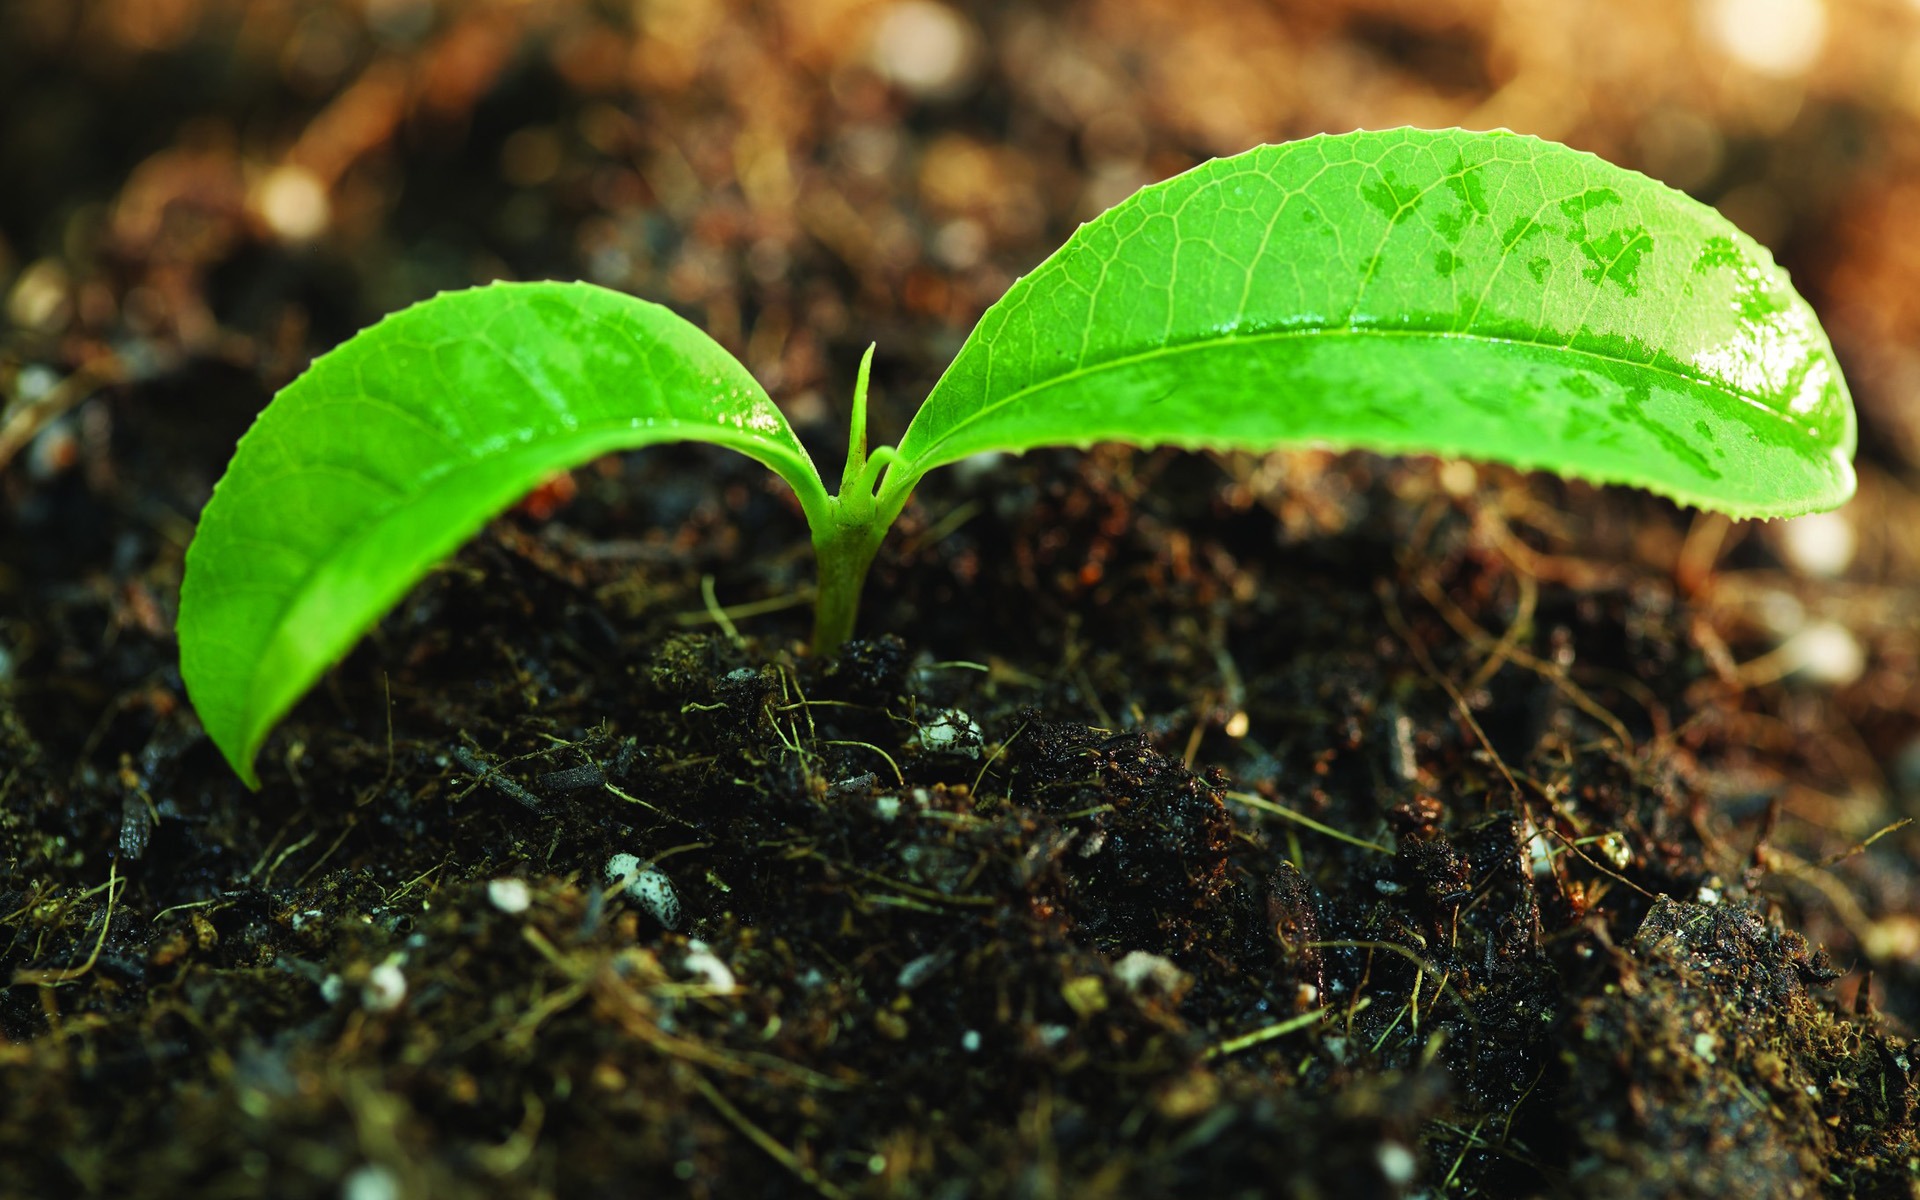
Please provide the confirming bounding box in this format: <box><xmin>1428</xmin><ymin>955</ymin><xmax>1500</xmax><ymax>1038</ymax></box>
<box><xmin>888</xmin><ymin>128</ymin><xmax>1855</xmax><ymax>518</ymax></box>
<box><xmin>179</xmin><ymin>281</ymin><xmax>828</xmax><ymax>788</ymax></box>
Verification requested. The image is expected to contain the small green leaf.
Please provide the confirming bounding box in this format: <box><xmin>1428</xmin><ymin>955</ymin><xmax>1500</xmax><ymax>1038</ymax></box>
<box><xmin>889</xmin><ymin>128</ymin><xmax>1855</xmax><ymax>518</ymax></box>
<box><xmin>179</xmin><ymin>281</ymin><xmax>828</xmax><ymax>787</ymax></box>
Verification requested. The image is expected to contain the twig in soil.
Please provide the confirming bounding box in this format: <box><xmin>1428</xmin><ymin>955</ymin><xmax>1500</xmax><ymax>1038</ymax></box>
<box><xmin>1202</xmin><ymin>1005</ymin><xmax>1329</xmax><ymax>1059</ymax></box>
<box><xmin>1181</xmin><ymin>719</ymin><xmax>1208</xmax><ymax>770</ymax></box>
<box><xmin>0</xmin><ymin>357</ymin><xmax>122</xmax><ymax>472</ymax></box>
<box><xmin>605</xmin><ymin>782</ymin><xmax>702</xmax><ymax>829</ymax></box>
<box><xmin>243</xmin><ymin>815</ymin><xmax>305</xmax><ymax>884</ymax></box>
<box><xmin>384</xmin><ymin>860</ymin><xmax>448</xmax><ymax>905</ymax></box>
<box><xmin>1482</xmin><ymin>509</ymin><xmax>1632</xmax><ymax>592</ymax></box>
<box><xmin>822</xmin><ymin>856</ymin><xmax>996</xmax><ymax>909</ymax></box>
<box><xmin>1413</xmin><ymin>572</ymin><xmax>1642</xmax><ymax>752</ymax></box>
<box><xmin>148</xmin><ymin>898</ymin><xmax>225</xmax><ymax>925</ymax></box>
<box><xmin>1755</xmin><ymin>843</ymin><xmax>1884</xmax><ymax>949</ymax></box>
<box><xmin>1380</xmin><ymin>581</ymin><xmax>1523</xmax><ymax>804</ymax></box>
<box><xmin>521</xmin><ymin>926</ymin><xmax>852</xmax><ymax>1090</ymax></box>
<box><xmin>817</xmin><ymin>739</ymin><xmax>903</xmax><ymax>786</ymax></box>
<box><xmin>1224</xmin><ymin>791</ymin><xmax>1391</xmax><ymax>855</ymax></box>
<box><xmin>1811</xmin><ymin>817</ymin><xmax>1913</xmax><ymax>869</ymax></box>
<box><xmin>647</xmin><ymin>841</ymin><xmax>713</xmax><ymax>864</ymax></box>
<box><xmin>1304</xmin><ymin>939</ymin><xmax>1480</xmax><ymax>1039</ymax></box>
<box><xmin>536</xmin><ymin>764</ymin><xmax>605</xmax><ymax>792</ymax></box>
<box><xmin>1463</xmin><ymin>572</ymin><xmax>1537</xmax><ymax>694</ymax></box>
<box><xmin>258</xmin><ymin>829</ymin><xmax>319</xmax><ymax>887</ymax></box>
<box><xmin>1675</xmin><ymin>511</ymin><xmax>1736</xmax><ymax>595</ymax></box>
<box><xmin>970</xmin><ymin>719</ymin><xmax>1028</xmax><ymax>800</ymax></box>
<box><xmin>452</xmin><ymin>745</ymin><xmax>544</xmax><ymax>811</ymax></box>
<box><xmin>688</xmin><ymin>1071</ymin><xmax>850</xmax><ymax>1200</ymax></box>
<box><xmin>672</xmin><ymin>587</ymin><xmax>812</xmax><ymax>627</ymax></box>
<box><xmin>898</xmin><ymin>499</ymin><xmax>982</xmax><ymax>555</ymax></box>
<box><xmin>10</xmin><ymin>859</ymin><xmax>120</xmax><ymax>988</ymax></box>
<box><xmin>293</xmin><ymin>817</ymin><xmax>359</xmax><ymax>889</ymax></box>
<box><xmin>1541</xmin><ymin>826</ymin><xmax>1655</xmax><ymax>900</ymax></box>
<box><xmin>351</xmin><ymin>673</ymin><xmax>397</xmax><ymax>806</ymax></box>
<box><xmin>472</xmin><ymin>1091</ymin><xmax>545</xmax><ymax>1177</ymax></box>
<box><xmin>700</xmin><ymin>575</ymin><xmax>747</xmax><ymax>649</ymax></box>
<box><xmin>774</xmin><ymin>699</ymin><xmax>916</xmax><ymax>724</ymax></box>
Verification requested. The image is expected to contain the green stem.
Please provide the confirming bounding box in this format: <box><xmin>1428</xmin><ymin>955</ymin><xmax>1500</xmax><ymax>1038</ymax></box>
<box><xmin>811</xmin><ymin>512</ymin><xmax>887</xmax><ymax>655</ymax></box>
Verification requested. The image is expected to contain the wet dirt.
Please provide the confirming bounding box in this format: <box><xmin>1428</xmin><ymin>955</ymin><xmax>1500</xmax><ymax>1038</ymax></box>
<box><xmin>6</xmin><ymin>3</ymin><xmax>1920</xmax><ymax>1197</ymax></box>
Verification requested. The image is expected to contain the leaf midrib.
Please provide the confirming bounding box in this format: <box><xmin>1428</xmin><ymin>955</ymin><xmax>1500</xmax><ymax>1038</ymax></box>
<box><xmin>902</xmin><ymin>324</ymin><xmax>1805</xmax><ymax>473</ymax></box>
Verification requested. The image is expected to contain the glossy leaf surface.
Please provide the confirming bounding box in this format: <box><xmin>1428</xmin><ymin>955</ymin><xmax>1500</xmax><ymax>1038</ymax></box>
<box><xmin>890</xmin><ymin>128</ymin><xmax>1855</xmax><ymax>518</ymax></box>
<box><xmin>179</xmin><ymin>282</ymin><xmax>827</xmax><ymax>787</ymax></box>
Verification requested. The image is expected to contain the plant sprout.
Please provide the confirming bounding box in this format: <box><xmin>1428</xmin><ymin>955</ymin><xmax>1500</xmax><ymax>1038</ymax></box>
<box><xmin>178</xmin><ymin>127</ymin><xmax>1857</xmax><ymax>787</ymax></box>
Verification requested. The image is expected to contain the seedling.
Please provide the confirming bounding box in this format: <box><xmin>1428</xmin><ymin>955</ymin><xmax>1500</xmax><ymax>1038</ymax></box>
<box><xmin>178</xmin><ymin>128</ymin><xmax>1857</xmax><ymax>787</ymax></box>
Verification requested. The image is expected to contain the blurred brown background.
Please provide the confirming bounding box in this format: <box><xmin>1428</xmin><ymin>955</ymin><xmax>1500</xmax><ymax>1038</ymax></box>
<box><xmin>5</xmin><ymin>0</ymin><xmax>1920</xmax><ymax>461</ymax></box>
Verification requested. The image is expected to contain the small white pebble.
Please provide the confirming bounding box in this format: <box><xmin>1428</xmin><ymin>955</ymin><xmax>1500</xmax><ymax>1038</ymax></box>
<box><xmin>340</xmin><ymin>1164</ymin><xmax>401</xmax><ymax>1200</ymax></box>
<box><xmin>932</xmin><ymin>218</ymin><xmax>986</xmax><ymax>270</ymax></box>
<box><xmin>1376</xmin><ymin>1142</ymin><xmax>1417</xmax><ymax>1185</ymax></box>
<box><xmin>487</xmin><ymin>877</ymin><xmax>531</xmax><ymax>914</ymax></box>
<box><xmin>7</xmin><ymin>259</ymin><xmax>70</xmax><ymax>331</ymax></box>
<box><xmin>1439</xmin><ymin>459</ymin><xmax>1478</xmax><ymax>497</ymax></box>
<box><xmin>683</xmin><ymin>939</ymin><xmax>737</xmax><ymax>992</ymax></box>
<box><xmin>1696</xmin><ymin>885</ymin><xmax>1722</xmax><ymax>905</ymax></box>
<box><xmin>896</xmin><ymin>952</ymin><xmax>945</xmax><ymax>990</ymax></box>
<box><xmin>954</xmin><ymin>449</ymin><xmax>1008</xmax><ymax>485</ymax></box>
<box><xmin>1697</xmin><ymin>0</ymin><xmax>1826</xmax><ymax>78</ymax></box>
<box><xmin>868</xmin><ymin>0</ymin><xmax>979</xmax><ymax>99</ymax></box>
<box><xmin>1112</xmin><ymin>950</ymin><xmax>1187</xmax><ymax>996</ymax></box>
<box><xmin>1524</xmin><ymin>823</ymin><xmax>1554</xmax><ymax>878</ymax></box>
<box><xmin>254</xmin><ymin>163</ymin><xmax>332</xmax><ymax>242</ymax></box>
<box><xmin>16</xmin><ymin>364</ymin><xmax>58</xmax><ymax>402</ymax></box>
<box><xmin>362</xmin><ymin>953</ymin><xmax>407</xmax><ymax>1012</ymax></box>
<box><xmin>1783</xmin><ymin>620</ymin><xmax>1865</xmax><ymax>686</ymax></box>
<box><xmin>916</xmin><ymin>709</ymin><xmax>982</xmax><ymax>758</ymax></box>
<box><xmin>606</xmin><ymin>853</ymin><xmax>683</xmax><ymax>930</ymax></box>
<box><xmin>1777</xmin><ymin>510</ymin><xmax>1856</xmax><ymax>578</ymax></box>
<box><xmin>1693</xmin><ymin>1031</ymin><xmax>1719</xmax><ymax>1063</ymax></box>
<box><xmin>320</xmin><ymin>973</ymin><xmax>345</xmax><ymax>1004</ymax></box>
<box><xmin>962</xmin><ymin>1029</ymin><xmax>981</xmax><ymax>1053</ymax></box>
<box><xmin>874</xmin><ymin>794</ymin><xmax>902</xmax><ymax>822</ymax></box>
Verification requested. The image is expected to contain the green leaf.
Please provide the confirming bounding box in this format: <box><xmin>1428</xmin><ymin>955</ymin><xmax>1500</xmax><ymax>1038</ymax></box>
<box><xmin>889</xmin><ymin>128</ymin><xmax>1855</xmax><ymax>519</ymax></box>
<box><xmin>179</xmin><ymin>281</ymin><xmax>828</xmax><ymax>788</ymax></box>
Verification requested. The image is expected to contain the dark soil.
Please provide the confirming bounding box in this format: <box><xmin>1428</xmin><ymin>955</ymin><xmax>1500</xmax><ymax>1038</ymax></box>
<box><xmin>6</xmin><ymin>3</ymin><xmax>1920</xmax><ymax>1198</ymax></box>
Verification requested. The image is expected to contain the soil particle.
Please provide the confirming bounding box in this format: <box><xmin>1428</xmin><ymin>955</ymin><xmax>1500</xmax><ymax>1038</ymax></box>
<box><xmin>1561</xmin><ymin>895</ymin><xmax>1911</xmax><ymax>1199</ymax></box>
